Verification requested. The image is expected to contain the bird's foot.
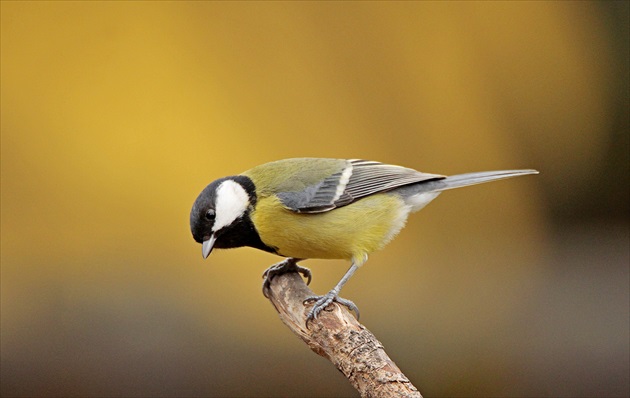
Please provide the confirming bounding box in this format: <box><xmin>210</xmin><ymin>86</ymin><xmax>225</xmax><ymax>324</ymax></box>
<box><xmin>262</xmin><ymin>258</ymin><xmax>311</xmax><ymax>298</ymax></box>
<box><xmin>304</xmin><ymin>291</ymin><xmax>360</xmax><ymax>321</ymax></box>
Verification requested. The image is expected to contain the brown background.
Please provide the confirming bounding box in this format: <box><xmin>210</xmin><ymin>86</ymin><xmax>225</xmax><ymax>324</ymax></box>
<box><xmin>2</xmin><ymin>2</ymin><xmax>628</xmax><ymax>397</ymax></box>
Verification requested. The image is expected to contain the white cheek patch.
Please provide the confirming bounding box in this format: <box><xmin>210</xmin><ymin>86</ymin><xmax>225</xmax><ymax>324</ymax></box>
<box><xmin>212</xmin><ymin>180</ymin><xmax>250</xmax><ymax>232</ymax></box>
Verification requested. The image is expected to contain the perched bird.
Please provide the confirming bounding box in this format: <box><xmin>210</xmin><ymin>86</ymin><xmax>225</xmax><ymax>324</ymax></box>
<box><xmin>190</xmin><ymin>158</ymin><xmax>538</xmax><ymax>320</ymax></box>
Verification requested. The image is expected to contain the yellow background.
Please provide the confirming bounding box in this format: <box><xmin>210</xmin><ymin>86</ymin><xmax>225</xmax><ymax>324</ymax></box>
<box><xmin>2</xmin><ymin>2</ymin><xmax>628</xmax><ymax>397</ymax></box>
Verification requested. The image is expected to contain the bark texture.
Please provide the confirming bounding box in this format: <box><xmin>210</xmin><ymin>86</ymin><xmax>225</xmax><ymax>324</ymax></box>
<box><xmin>267</xmin><ymin>272</ymin><xmax>422</xmax><ymax>398</ymax></box>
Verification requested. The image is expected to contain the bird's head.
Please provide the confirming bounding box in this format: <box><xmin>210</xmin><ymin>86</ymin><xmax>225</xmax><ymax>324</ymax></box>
<box><xmin>190</xmin><ymin>176</ymin><xmax>256</xmax><ymax>258</ymax></box>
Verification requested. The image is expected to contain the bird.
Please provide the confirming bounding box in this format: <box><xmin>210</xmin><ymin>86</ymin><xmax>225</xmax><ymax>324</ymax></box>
<box><xmin>189</xmin><ymin>158</ymin><xmax>538</xmax><ymax>321</ymax></box>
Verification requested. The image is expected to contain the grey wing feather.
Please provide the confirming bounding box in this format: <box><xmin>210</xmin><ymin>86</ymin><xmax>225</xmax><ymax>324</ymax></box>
<box><xmin>278</xmin><ymin>159</ymin><xmax>444</xmax><ymax>213</ymax></box>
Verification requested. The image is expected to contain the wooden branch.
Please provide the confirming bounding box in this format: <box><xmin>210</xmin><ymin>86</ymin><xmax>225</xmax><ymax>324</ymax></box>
<box><xmin>266</xmin><ymin>272</ymin><xmax>422</xmax><ymax>398</ymax></box>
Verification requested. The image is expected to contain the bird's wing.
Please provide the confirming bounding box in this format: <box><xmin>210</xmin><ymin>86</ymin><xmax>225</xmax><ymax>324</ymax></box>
<box><xmin>277</xmin><ymin>159</ymin><xmax>444</xmax><ymax>213</ymax></box>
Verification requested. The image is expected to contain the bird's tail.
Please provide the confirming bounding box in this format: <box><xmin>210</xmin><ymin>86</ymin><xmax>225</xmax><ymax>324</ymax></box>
<box><xmin>434</xmin><ymin>169</ymin><xmax>539</xmax><ymax>191</ymax></box>
<box><xmin>398</xmin><ymin>169</ymin><xmax>538</xmax><ymax>212</ymax></box>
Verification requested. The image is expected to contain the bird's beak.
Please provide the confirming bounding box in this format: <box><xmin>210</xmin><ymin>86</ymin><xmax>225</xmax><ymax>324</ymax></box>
<box><xmin>202</xmin><ymin>235</ymin><xmax>216</xmax><ymax>259</ymax></box>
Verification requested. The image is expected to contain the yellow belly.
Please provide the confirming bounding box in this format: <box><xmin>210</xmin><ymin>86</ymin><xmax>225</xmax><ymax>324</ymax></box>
<box><xmin>251</xmin><ymin>194</ymin><xmax>409</xmax><ymax>264</ymax></box>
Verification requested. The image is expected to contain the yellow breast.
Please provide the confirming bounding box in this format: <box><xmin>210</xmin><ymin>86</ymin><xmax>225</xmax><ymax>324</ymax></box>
<box><xmin>251</xmin><ymin>194</ymin><xmax>410</xmax><ymax>264</ymax></box>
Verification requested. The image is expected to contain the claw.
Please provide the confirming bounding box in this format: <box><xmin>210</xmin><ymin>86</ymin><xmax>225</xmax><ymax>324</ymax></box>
<box><xmin>304</xmin><ymin>292</ymin><xmax>360</xmax><ymax>321</ymax></box>
<box><xmin>262</xmin><ymin>258</ymin><xmax>311</xmax><ymax>298</ymax></box>
<box><xmin>303</xmin><ymin>269</ymin><xmax>312</xmax><ymax>286</ymax></box>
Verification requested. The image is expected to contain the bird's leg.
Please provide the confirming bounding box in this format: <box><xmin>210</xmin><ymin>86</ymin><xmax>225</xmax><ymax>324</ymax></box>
<box><xmin>262</xmin><ymin>258</ymin><xmax>311</xmax><ymax>298</ymax></box>
<box><xmin>304</xmin><ymin>262</ymin><xmax>360</xmax><ymax>321</ymax></box>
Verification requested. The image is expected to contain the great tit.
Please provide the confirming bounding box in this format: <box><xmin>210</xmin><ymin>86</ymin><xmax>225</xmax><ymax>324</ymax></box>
<box><xmin>190</xmin><ymin>158</ymin><xmax>538</xmax><ymax>320</ymax></box>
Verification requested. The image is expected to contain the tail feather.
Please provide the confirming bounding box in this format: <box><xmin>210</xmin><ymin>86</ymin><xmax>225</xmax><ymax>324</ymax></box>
<box><xmin>436</xmin><ymin>169</ymin><xmax>539</xmax><ymax>191</ymax></box>
<box><xmin>398</xmin><ymin>169</ymin><xmax>538</xmax><ymax>212</ymax></box>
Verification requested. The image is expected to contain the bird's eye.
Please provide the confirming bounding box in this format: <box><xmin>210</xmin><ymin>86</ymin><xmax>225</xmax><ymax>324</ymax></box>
<box><xmin>205</xmin><ymin>209</ymin><xmax>216</xmax><ymax>220</ymax></box>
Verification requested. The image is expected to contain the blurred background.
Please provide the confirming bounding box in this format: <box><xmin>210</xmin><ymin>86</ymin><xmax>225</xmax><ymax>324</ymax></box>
<box><xmin>1</xmin><ymin>2</ymin><xmax>628</xmax><ymax>397</ymax></box>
